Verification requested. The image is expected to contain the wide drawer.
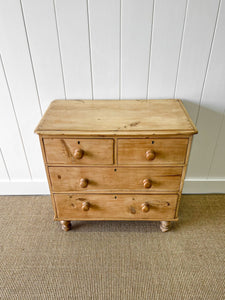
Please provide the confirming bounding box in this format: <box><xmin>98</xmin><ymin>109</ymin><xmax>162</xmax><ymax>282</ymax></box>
<box><xmin>44</xmin><ymin>138</ymin><xmax>114</xmax><ymax>164</ymax></box>
<box><xmin>54</xmin><ymin>194</ymin><xmax>178</xmax><ymax>220</ymax></box>
<box><xmin>118</xmin><ymin>138</ymin><xmax>188</xmax><ymax>165</ymax></box>
<box><xmin>49</xmin><ymin>166</ymin><xmax>182</xmax><ymax>192</ymax></box>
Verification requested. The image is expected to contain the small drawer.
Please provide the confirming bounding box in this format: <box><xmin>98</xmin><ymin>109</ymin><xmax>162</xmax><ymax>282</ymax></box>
<box><xmin>44</xmin><ymin>138</ymin><xmax>114</xmax><ymax>164</ymax></box>
<box><xmin>117</xmin><ymin>138</ymin><xmax>188</xmax><ymax>165</ymax></box>
<box><xmin>49</xmin><ymin>166</ymin><xmax>182</xmax><ymax>193</ymax></box>
<box><xmin>54</xmin><ymin>194</ymin><xmax>178</xmax><ymax>220</ymax></box>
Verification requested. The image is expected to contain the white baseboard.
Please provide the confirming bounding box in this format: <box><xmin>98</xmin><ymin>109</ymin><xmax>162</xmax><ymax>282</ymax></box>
<box><xmin>182</xmin><ymin>179</ymin><xmax>225</xmax><ymax>194</ymax></box>
<box><xmin>0</xmin><ymin>180</ymin><xmax>50</xmax><ymax>195</ymax></box>
<box><xmin>0</xmin><ymin>179</ymin><xmax>224</xmax><ymax>195</ymax></box>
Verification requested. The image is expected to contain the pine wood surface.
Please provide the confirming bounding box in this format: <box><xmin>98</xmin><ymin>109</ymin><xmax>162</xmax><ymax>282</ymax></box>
<box><xmin>117</xmin><ymin>138</ymin><xmax>188</xmax><ymax>165</ymax></box>
<box><xmin>35</xmin><ymin>99</ymin><xmax>198</xmax><ymax>135</ymax></box>
<box><xmin>36</xmin><ymin>99</ymin><xmax>197</xmax><ymax>231</ymax></box>
<box><xmin>175</xmin><ymin>136</ymin><xmax>193</xmax><ymax>218</ymax></box>
<box><xmin>44</xmin><ymin>138</ymin><xmax>114</xmax><ymax>164</ymax></box>
<box><xmin>49</xmin><ymin>166</ymin><xmax>182</xmax><ymax>193</ymax></box>
<box><xmin>53</xmin><ymin>194</ymin><xmax>177</xmax><ymax>220</ymax></box>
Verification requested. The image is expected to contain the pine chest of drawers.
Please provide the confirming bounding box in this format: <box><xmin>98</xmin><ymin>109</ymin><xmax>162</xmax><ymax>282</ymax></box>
<box><xmin>35</xmin><ymin>99</ymin><xmax>197</xmax><ymax>232</ymax></box>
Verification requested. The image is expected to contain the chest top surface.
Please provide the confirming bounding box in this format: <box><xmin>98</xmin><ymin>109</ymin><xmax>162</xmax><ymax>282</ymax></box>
<box><xmin>35</xmin><ymin>99</ymin><xmax>197</xmax><ymax>136</ymax></box>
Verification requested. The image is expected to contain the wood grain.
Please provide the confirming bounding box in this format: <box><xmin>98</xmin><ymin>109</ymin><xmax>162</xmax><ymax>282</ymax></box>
<box><xmin>49</xmin><ymin>166</ymin><xmax>182</xmax><ymax>193</ymax></box>
<box><xmin>44</xmin><ymin>138</ymin><xmax>114</xmax><ymax>164</ymax></box>
<box><xmin>160</xmin><ymin>221</ymin><xmax>171</xmax><ymax>232</ymax></box>
<box><xmin>1</xmin><ymin>0</ymin><xmax>224</xmax><ymax>193</ymax></box>
<box><xmin>60</xmin><ymin>220</ymin><xmax>71</xmax><ymax>231</ymax></box>
<box><xmin>36</xmin><ymin>99</ymin><xmax>197</xmax><ymax>230</ymax></box>
<box><xmin>118</xmin><ymin>138</ymin><xmax>188</xmax><ymax>165</ymax></box>
<box><xmin>35</xmin><ymin>100</ymin><xmax>197</xmax><ymax>135</ymax></box>
<box><xmin>175</xmin><ymin>136</ymin><xmax>193</xmax><ymax>218</ymax></box>
<box><xmin>54</xmin><ymin>194</ymin><xmax>178</xmax><ymax>220</ymax></box>
<box><xmin>39</xmin><ymin>136</ymin><xmax>58</xmax><ymax>219</ymax></box>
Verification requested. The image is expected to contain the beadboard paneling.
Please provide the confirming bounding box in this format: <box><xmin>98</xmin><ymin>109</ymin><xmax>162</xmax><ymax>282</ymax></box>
<box><xmin>0</xmin><ymin>149</ymin><xmax>9</xmax><ymax>180</ymax></box>
<box><xmin>54</xmin><ymin>0</ymin><xmax>93</xmax><ymax>99</ymax></box>
<box><xmin>175</xmin><ymin>0</ymin><xmax>220</xmax><ymax>123</ymax></box>
<box><xmin>148</xmin><ymin>0</ymin><xmax>187</xmax><ymax>98</ymax></box>
<box><xmin>186</xmin><ymin>0</ymin><xmax>225</xmax><ymax>179</ymax></box>
<box><xmin>121</xmin><ymin>0</ymin><xmax>154</xmax><ymax>99</ymax></box>
<box><xmin>209</xmin><ymin>114</ymin><xmax>225</xmax><ymax>178</ymax></box>
<box><xmin>21</xmin><ymin>0</ymin><xmax>66</xmax><ymax>112</ymax></box>
<box><xmin>0</xmin><ymin>0</ymin><xmax>45</xmax><ymax>180</ymax></box>
<box><xmin>88</xmin><ymin>0</ymin><xmax>120</xmax><ymax>99</ymax></box>
<box><xmin>0</xmin><ymin>56</ymin><xmax>31</xmax><ymax>180</ymax></box>
<box><xmin>0</xmin><ymin>0</ymin><xmax>225</xmax><ymax>194</ymax></box>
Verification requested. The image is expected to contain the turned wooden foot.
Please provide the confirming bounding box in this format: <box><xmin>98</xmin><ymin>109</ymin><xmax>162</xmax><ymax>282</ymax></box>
<box><xmin>160</xmin><ymin>221</ymin><xmax>171</xmax><ymax>232</ymax></box>
<box><xmin>60</xmin><ymin>221</ymin><xmax>71</xmax><ymax>231</ymax></box>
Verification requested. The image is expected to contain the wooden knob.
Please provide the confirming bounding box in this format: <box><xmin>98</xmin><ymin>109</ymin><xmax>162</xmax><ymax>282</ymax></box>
<box><xmin>80</xmin><ymin>178</ymin><xmax>88</xmax><ymax>188</ymax></box>
<box><xmin>82</xmin><ymin>201</ymin><xmax>90</xmax><ymax>211</ymax></box>
<box><xmin>145</xmin><ymin>149</ymin><xmax>156</xmax><ymax>161</ymax></box>
<box><xmin>143</xmin><ymin>178</ymin><xmax>152</xmax><ymax>188</ymax></box>
<box><xmin>141</xmin><ymin>202</ymin><xmax>150</xmax><ymax>213</ymax></box>
<box><xmin>74</xmin><ymin>148</ymin><xmax>84</xmax><ymax>159</ymax></box>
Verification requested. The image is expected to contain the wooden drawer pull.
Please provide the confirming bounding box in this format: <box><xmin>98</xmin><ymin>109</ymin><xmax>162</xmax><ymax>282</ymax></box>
<box><xmin>143</xmin><ymin>178</ymin><xmax>152</xmax><ymax>189</ymax></box>
<box><xmin>141</xmin><ymin>202</ymin><xmax>150</xmax><ymax>212</ymax></box>
<box><xmin>82</xmin><ymin>201</ymin><xmax>90</xmax><ymax>211</ymax></box>
<box><xmin>80</xmin><ymin>178</ymin><xmax>88</xmax><ymax>188</ymax></box>
<box><xmin>74</xmin><ymin>148</ymin><xmax>84</xmax><ymax>159</ymax></box>
<box><xmin>145</xmin><ymin>149</ymin><xmax>156</xmax><ymax>161</ymax></box>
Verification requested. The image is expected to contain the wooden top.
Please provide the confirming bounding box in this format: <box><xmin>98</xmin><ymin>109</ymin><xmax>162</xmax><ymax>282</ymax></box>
<box><xmin>35</xmin><ymin>99</ymin><xmax>198</xmax><ymax>136</ymax></box>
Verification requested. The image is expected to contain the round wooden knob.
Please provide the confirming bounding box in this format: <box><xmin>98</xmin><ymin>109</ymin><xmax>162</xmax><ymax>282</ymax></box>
<box><xmin>74</xmin><ymin>148</ymin><xmax>84</xmax><ymax>159</ymax></box>
<box><xmin>145</xmin><ymin>149</ymin><xmax>156</xmax><ymax>161</ymax></box>
<box><xmin>143</xmin><ymin>178</ymin><xmax>152</xmax><ymax>188</ymax></box>
<box><xmin>82</xmin><ymin>201</ymin><xmax>90</xmax><ymax>211</ymax></box>
<box><xmin>80</xmin><ymin>178</ymin><xmax>88</xmax><ymax>188</ymax></box>
<box><xmin>141</xmin><ymin>202</ymin><xmax>150</xmax><ymax>213</ymax></box>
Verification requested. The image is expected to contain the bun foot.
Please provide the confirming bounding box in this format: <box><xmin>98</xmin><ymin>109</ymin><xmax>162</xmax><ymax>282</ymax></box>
<box><xmin>60</xmin><ymin>221</ymin><xmax>71</xmax><ymax>231</ymax></box>
<box><xmin>160</xmin><ymin>221</ymin><xmax>171</xmax><ymax>232</ymax></box>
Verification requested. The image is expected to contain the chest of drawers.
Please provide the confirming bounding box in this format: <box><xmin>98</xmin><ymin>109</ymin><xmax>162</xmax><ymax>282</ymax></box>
<box><xmin>35</xmin><ymin>99</ymin><xmax>197</xmax><ymax>232</ymax></box>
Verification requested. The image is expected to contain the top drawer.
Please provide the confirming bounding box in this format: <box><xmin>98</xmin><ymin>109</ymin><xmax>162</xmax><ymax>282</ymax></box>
<box><xmin>118</xmin><ymin>138</ymin><xmax>188</xmax><ymax>165</ymax></box>
<box><xmin>43</xmin><ymin>138</ymin><xmax>114</xmax><ymax>165</ymax></box>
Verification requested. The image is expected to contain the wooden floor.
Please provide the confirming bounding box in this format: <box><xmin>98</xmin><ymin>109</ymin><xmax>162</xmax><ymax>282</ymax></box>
<box><xmin>0</xmin><ymin>194</ymin><xmax>224</xmax><ymax>300</ymax></box>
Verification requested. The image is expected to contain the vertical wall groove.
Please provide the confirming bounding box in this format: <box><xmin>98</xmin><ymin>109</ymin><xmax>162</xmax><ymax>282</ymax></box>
<box><xmin>0</xmin><ymin>148</ymin><xmax>10</xmax><ymax>180</ymax></box>
<box><xmin>119</xmin><ymin>0</ymin><xmax>122</xmax><ymax>100</ymax></box>
<box><xmin>207</xmin><ymin>110</ymin><xmax>225</xmax><ymax>178</ymax></box>
<box><xmin>173</xmin><ymin>0</ymin><xmax>189</xmax><ymax>98</ymax></box>
<box><xmin>0</xmin><ymin>54</ymin><xmax>32</xmax><ymax>179</ymax></box>
<box><xmin>19</xmin><ymin>0</ymin><xmax>43</xmax><ymax>116</ymax></box>
<box><xmin>0</xmin><ymin>1</ymin><xmax>225</xmax><ymax>192</ymax></box>
<box><xmin>53</xmin><ymin>0</ymin><xmax>67</xmax><ymax>100</ymax></box>
<box><xmin>195</xmin><ymin>0</ymin><xmax>222</xmax><ymax>126</ymax></box>
<box><xmin>86</xmin><ymin>0</ymin><xmax>94</xmax><ymax>99</ymax></box>
<box><xmin>146</xmin><ymin>0</ymin><xmax>155</xmax><ymax>99</ymax></box>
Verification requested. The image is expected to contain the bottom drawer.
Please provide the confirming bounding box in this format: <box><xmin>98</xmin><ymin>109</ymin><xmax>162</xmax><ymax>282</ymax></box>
<box><xmin>54</xmin><ymin>194</ymin><xmax>178</xmax><ymax>221</ymax></box>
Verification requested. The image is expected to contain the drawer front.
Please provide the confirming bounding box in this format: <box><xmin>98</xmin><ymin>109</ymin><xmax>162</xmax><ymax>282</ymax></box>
<box><xmin>44</xmin><ymin>138</ymin><xmax>114</xmax><ymax>164</ymax></box>
<box><xmin>49</xmin><ymin>166</ymin><xmax>182</xmax><ymax>192</ymax></box>
<box><xmin>54</xmin><ymin>194</ymin><xmax>178</xmax><ymax>220</ymax></box>
<box><xmin>118</xmin><ymin>138</ymin><xmax>188</xmax><ymax>165</ymax></box>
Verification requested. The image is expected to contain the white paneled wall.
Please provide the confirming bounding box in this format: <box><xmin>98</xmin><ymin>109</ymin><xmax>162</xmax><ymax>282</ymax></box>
<box><xmin>148</xmin><ymin>0</ymin><xmax>187</xmax><ymax>98</ymax></box>
<box><xmin>0</xmin><ymin>0</ymin><xmax>225</xmax><ymax>194</ymax></box>
<box><xmin>121</xmin><ymin>0</ymin><xmax>154</xmax><ymax>99</ymax></box>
